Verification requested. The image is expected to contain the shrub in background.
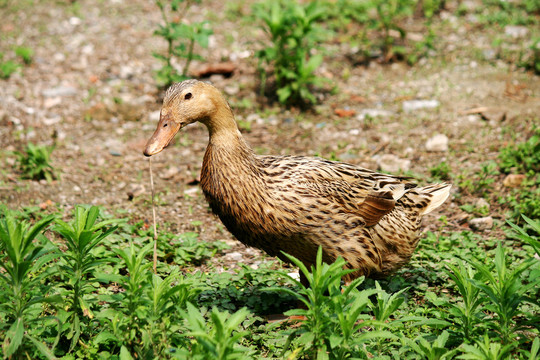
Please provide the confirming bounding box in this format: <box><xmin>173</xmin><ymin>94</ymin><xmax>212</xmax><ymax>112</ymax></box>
<box><xmin>253</xmin><ymin>0</ymin><xmax>328</xmax><ymax>106</ymax></box>
<box><xmin>14</xmin><ymin>143</ymin><xmax>56</xmax><ymax>182</ymax></box>
<box><xmin>153</xmin><ymin>0</ymin><xmax>213</xmax><ymax>87</ymax></box>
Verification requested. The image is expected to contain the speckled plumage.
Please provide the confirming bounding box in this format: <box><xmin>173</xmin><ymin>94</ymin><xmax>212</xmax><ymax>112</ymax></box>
<box><xmin>144</xmin><ymin>80</ymin><xmax>451</xmax><ymax>283</ymax></box>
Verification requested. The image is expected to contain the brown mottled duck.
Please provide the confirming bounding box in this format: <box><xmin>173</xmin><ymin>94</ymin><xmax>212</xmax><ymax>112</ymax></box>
<box><xmin>143</xmin><ymin>79</ymin><xmax>451</xmax><ymax>284</ymax></box>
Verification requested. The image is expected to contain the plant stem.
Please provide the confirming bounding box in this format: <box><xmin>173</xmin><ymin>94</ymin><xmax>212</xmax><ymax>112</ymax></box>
<box><xmin>149</xmin><ymin>157</ymin><xmax>158</xmax><ymax>274</ymax></box>
<box><xmin>183</xmin><ymin>37</ymin><xmax>196</xmax><ymax>77</ymax></box>
<box><xmin>157</xmin><ymin>1</ymin><xmax>175</xmax><ymax>77</ymax></box>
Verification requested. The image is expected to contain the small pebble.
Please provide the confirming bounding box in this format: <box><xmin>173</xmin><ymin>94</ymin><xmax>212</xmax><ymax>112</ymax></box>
<box><xmin>503</xmin><ymin>174</ymin><xmax>526</xmax><ymax>188</ymax></box>
<box><xmin>356</xmin><ymin>109</ymin><xmax>393</xmax><ymax>121</ymax></box>
<box><xmin>504</xmin><ymin>25</ymin><xmax>529</xmax><ymax>38</ymax></box>
<box><xmin>288</xmin><ymin>272</ymin><xmax>300</xmax><ymax>281</ymax></box>
<box><xmin>469</xmin><ymin>216</ymin><xmax>493</xmax><ymax>231</ymax></box>
<box><xmin>161</xmin><ymin>167</ymin><xmax>180</xmax><ymax>180</ymax></box>
<box><xmin>402</xmin><ymin>99</ymin><xmax>440</xmax><ymax>112</ymax></box>
<box><xmin>475</xmin><ymin>198</ymin><xmax>490</xmax><ymax>211</ymax></box>
<box><xmin>425</xmin><ymin>134</ymin><xmax>449</xmax><ymax>152</ymax></box>
<box><xmin>42</xmin><ymin>86</ymin><xmax>77</xmax><ymax>98</ymax></box>
<box><xmin>375</xmin><ymin>154</ymin><xmax>411</xmax><ymax>173</ymax></box>
<box><xmin>225</xmin><ymin>252</ymin><xmax>243</xmax><ymax>262</ymax></box>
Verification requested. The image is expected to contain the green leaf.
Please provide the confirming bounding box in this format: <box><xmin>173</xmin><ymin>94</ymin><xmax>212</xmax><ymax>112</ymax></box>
<box><xmin>329</xmin><ymin>333</ymin><xmax>343</xmax><ymax>349</ymax></box>
<box><xmin>4</xmin><ymin>317</ymin><xmax>24</xmax><ymax>357</ymax></box>
<box><xmin>120</xmin><ymin>345</ymin><xmax>135</xmax><ymax>360</ymax></box>
<box><xmin>24</xmin><ymin>334</ymin><xmax>56</xmax><ymax>360</ymax></box>
<box><xmin>277</xmin><ymin>86</ymin><xmax>292</xmax><ymax>103</ymax></box>
<box><xmin>529</xmin><ymin>337</ymin><xmax>540</xmax><ymax>360</ymax></box>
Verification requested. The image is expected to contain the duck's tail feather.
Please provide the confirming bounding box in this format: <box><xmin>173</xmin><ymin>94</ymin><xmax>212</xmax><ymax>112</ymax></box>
<box><xmin>417</xmin><ymin>183</ymin><xmax>452</xmax><ymax>215</ymax></box>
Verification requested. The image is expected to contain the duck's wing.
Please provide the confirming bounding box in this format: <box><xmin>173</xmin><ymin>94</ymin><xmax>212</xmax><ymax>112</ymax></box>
<box><xmin>260</xmin><ymin>156</ymin><xmax>416</xmax><ymax>226</ymax></box>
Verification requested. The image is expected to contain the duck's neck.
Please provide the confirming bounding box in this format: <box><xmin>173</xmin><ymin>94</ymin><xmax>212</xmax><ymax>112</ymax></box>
<box><xmin>203</xmin><ymin>98</ymin><xmax>254</xmax><ymax>158</ymax></box>
<box><xmin>201</xmin><ymin>102</ymin><xmax>257</xmax><ymax>188</ymax></box>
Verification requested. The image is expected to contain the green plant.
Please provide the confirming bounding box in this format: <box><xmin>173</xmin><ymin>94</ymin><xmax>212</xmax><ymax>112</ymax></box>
<box><xmin>459</xmin><ymin>203</ymin><xmax>490</xmax><ymax>217</ymax></box>
<box><xmin>273</xmin><ymin>248</ymin><xmax>395</xmax><ymax>359</ymax></box>
<box><xmin>430</xmin><ymin>161</ymin><xmax>452</xmax><ymax>181</ymax></box>
<box><xmin>402</xmin><ymin>331</ymin><xmax>459</xmax><ymax>360</ymax></box>
<box><xmin>458</xmin><ymin>334</ymin><xmax>515</xmax><ymax>360</ymax></box>
<box><xmin>518</xmin><ymin>37</ymin><xmax>540</xmax><ymax>74</ymax></box>
<box><xmin>523</xmin><ymin>337</ymin><xmax>540</xmax><ymax>360</ymax></box>
<box><xmin>498</xmin><ymin>129</ymin><xmax>539</xmax><ymax>220</ymax></box>
<box><xmin>153</xmin><ymin>0</ymin><xmax>212</xmax><ymax>87</ymax></box>
<box><xmin>253</xmin><ymin>0</ymin><xmax>328</xmax><ymax>106</ymax></box>
<box><xmin>479</xmin><ymin>0</ymin><xmax>538</xmax><ymax>26</ymax></box>
<box><xmin>501</xmin><ymin>182</ymin><xmax>540</xmax><ymax>222</ymax></box>
<box><xmin>330</xmin><ymin>0</ymin><xmax>438</xmax><ymax>64</ymax></box>
<box><xmin>458</xmin><ymin>161</ymin><xmax>499</xmax><ymax>196</ymax></box>
<box><xmin>444</xmin><ymin>261</ymin><xmax>485</xmax><ymax>341</ymax></box>
<box><xmin>14</xmin><ymin>46</ymin><xmax>33</xmax><ymax>65</ymax></box>
<box><xmin>53</xmin><ymin>205</ymin><xmax>118</xmax><ymax>350</ymax></box>
<box><xmin>173</xmin><ymin>232</ymin><xmax>229</xmax><ymax>267</ymax></box>
<box><xmin>0</xmin><ymin>206</ymin><xmax>60</xmax><ymax>358</ymax></box>
<box><xmin>406</xmin><ymin>27</ymin><xmax>436</xmax><ymax>65</ymax></box>
<box><xmin>420</xmin><ymin>0</ymin><xmax>445</xmax><ymax>19</ymax></box>
<box><xmin>372</xmin><ymin>0</ymin><xmax>415</xmax><ymax>60</ymax></box>
<box><xmin>1</xmin><ymin>202</ymin><xmax>538</xmax><ymax>358</ymax></box>
<box><xmin>107</xmin><ymin>242</ymin><xmax>200</xmax><ymax>359</ymax></box>
<box><xmin>106</xmin><ymin>242</ymin><xmax>155</xmax><ymax>357</ymax></box>
<box><xmin>0</xmin><ymin>52</ymin><xmax>20</xmax><ymax>79</ymax></box>
<box><xmin>467</xmin><ymin>243</ymin><xmax>537</xmax><ymax>344</ymax></box>
<box><xmin>198</xmin><ymin>262</ymin><xmax>297</xmax><ymax>315</ymax></box>
<box><xmin>113</xmin><ymin>242</ymin><xmax>153</xmax><ymax>321</ymax></box>
<box><xmin>178</xmin><ymin>303</ymin><xmax>251</xmax><ymax>359</ymax></box>
<box><xmin>507</xmin><ymin>215</ymin><xmax>540</xmax><ymax>256</ymax></box>
<box><xmin>499</xmin><ymin>127</ymin><xmax>540</xmax><ymax>174</ymax></box>
<box><xmin>14</xmin><ymin>143</ymin><xmax>56</xmax><ymax>182</ymax></box>
<box><xmin>145</xmin><ymin>270</ymin><xmax>196</xmax><ymax>358</ymax></box>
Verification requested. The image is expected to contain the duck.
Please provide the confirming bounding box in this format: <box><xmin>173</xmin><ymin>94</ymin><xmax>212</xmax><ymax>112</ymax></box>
<box><xmin>143</xmin><ymin>79</ymin><xmax>451</xmax><ymax>285</ymax></box>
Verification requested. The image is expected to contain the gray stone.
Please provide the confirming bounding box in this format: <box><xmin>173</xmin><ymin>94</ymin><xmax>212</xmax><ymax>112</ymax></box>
<box><xmin>288</xmin><ymin>271</ymin><xmax>300</xmax><ymax>281</ymax></box>
<box><xmin>224</xmin><ymin>84</ymin><xmax>239</xmax><ymax>96</ymax></box>
<box><xmin>42</xmin><ymin>116</ymin><xmax>62</xmax><ymax>126</ymax></box>
<box><xmin>246</xmin><ymin>113</ymin><xmax>262</xmax><ymax>123</ymax></box>
<box><xmin>225</xmin><ymin>252</ymin><xmax>243</xmax><ymax>262</ymax></box>
<box><xmin>42</xmin><ymin>86</ymin><xmax>77</xmax><ymax>97</ymax></box>
<box><xmin>44</xmin><ymin>97</ymin><xmax>62</xmax><ymax>108</ymax></box>
<box><xmin>469</xmin><ymin>216</ymin><xmax>493</xmax><ymax>231</ymax></box>
<box><xmin>356</xmin><ymin>109</ymin><xmax>393</xmax><ymax>121</ymax></box>
<box><xmin>69</xmin><ymin>16</ymin><xmax>82</xmax><ymax>26</ymax></box>
<box><xmin>161</xmin><ymin>166</ymin><xmax>180</xmax><ymax>180</ymax></box>
<box><xmin>504</xmin><ymin>25</ymin><xmax>529</xmax><ymax>38</ymax></box>
<box><xmin>375</xmin><ymin>154</ymin><xmax>411</xmax><ymax>173</ymax></box>
<box><xmin>119</xmin><ymin>65</ymin><xmax>135</xmax><ymax>79</ymax></box>
<box><xmin>483</xmin><ymin>49</ymin><xmax>497</xmax><ymax>61</ymax></box>
<box><xmin>425</xmin><ymin>134</ymin><xmax>449</xmax><ymax>152</ymax></box>
<box><xmin>402</xmin><ymin>99</ymin><xmax>440</xmax><ymax>112</ymax></box>
<box><xmin>475</xmin><ymin>198</ymin><xmax>490</xmax><ymax>212</ymax></box>
<box><xmin>503</xmin><ymin>174</ymin><xmax>526</xmax><ymax>188</ymax></box>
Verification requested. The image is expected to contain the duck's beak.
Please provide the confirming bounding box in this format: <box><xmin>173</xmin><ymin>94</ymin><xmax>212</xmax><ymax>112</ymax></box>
<box><xmin>143</xmin><ymin>113</ymin><xmax>182</xmax><ymax>157</ymax></box>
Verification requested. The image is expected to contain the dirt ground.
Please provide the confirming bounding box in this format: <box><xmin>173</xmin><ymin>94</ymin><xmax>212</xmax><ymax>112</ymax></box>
<box><xmin>1</xmin><ymin>0</ymin><xmax>539</xmax><ymax>270</ymax></box>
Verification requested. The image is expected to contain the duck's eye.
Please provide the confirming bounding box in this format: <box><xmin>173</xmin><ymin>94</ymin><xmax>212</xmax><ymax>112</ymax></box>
<box><xmin>184</xmin><ymin>92</ymin><xmax>192</xmax><ymax>100</ymax></box>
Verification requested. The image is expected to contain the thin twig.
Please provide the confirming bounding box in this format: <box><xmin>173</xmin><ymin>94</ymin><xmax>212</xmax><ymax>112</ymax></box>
<box><xmin>149</xmin><ymin>157</ymin><xmax>158</xmax><ymax>274</ymax></box>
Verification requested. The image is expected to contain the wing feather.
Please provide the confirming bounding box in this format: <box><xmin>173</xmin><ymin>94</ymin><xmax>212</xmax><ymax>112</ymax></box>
<box><xmin>260</xmin><ymin>155</ymin><xmax>415</xmax><ymax>226</ymax></box>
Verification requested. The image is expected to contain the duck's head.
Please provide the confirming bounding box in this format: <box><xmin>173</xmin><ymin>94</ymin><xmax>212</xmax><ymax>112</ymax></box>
<box><xmin>144</xmin><ymin>79</ymin><xmax>231</xmax><ymax>157</ymax></box>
